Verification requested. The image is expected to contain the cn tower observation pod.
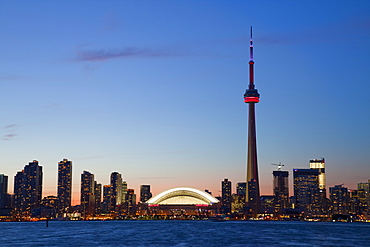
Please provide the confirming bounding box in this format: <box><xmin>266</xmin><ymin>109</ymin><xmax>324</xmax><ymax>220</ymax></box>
<box><xmin>146</xmin><ymin>187</ymin><xmax>219</xmax><ymax>205</ymax></box>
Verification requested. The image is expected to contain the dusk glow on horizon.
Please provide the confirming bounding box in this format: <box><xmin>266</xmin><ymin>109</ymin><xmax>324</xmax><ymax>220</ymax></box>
<box><xmin>1</xmin><ymin>1</ymin><xmax>370</xmax><ymax>205</ymax></box>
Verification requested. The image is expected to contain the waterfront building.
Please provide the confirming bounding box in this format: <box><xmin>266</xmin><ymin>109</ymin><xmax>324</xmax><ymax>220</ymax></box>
<box><xmin>349</xmin><ymin>189</ymin><xmax>362</xmax><ymax>215</ymax></box>
<box><xmin>80</xmin><ymin>171</ymin><xmax>95</xmax><ymax>217</ymax></box>
<box><xmin>40</xmin><ymin>195</ymin><xmax>58</xmax><ymax>218</ymax></box>
<box><xmin>310</xmin><ymin>158</ymin><xmax>328</xmax><ymax>214</ymax></box>
<box><xmin>293</xmin><ymin>168</ymin><xmax>321</xmax><ymax>216</ymax></box>
<box><xmin>122</xmin><ymin>181</ymin><xmax>128</xmax><ymax>204</ymax></box>
<box><xmin>236</xmin><ymin>182</ymin><xmax>246</xmax><ymax>197</ymax></box>
<box><xmin>358</xmin><ymin>180</ymin><xmax>370</xmax><ymax>212</ymax></box>
<box><xmin>309</xmin><ymin>159</ymin><xmax>326</xmax><ymax>191</ymax></box>
<box><xmin>24</xmin><ymin>160</ymin><xmax>43</xmax><ymax>213</ymax></box>
<box><xmin>110</xmin><ymin>172</ymin><xmax>122</xmax><ymax>212</ymax></box>
<box><xmin>13</xmin><ymin>171</ymin><xmax>25</xmax><ymax>213</ymax></box>
<box><xmin>57</xmin><ymin>159</ymin><xmax>72</xmax><ymax>215</ymax></box>
<box><xmin>102</xmin><ymin>185</ymin><xmax>112</xmax><ymax>213</ymax></box>
<box><xmin>260</xmin><ymin>195</ymin><xmax>275</xmax><ymax>215</ymax></box>
<box><xmin>231</xmin><ymin>194</ymin><xmax>245</xmax><ymax>215</ymax></box>
<box><xmin>0</xmin><ymin>174</ymin><xmax>8</xmax><ymax>208</ymax></box>
<box><xmin>221</xmin><ymin>178</ymin><xmax>232</xmax><ymax>214</ymax></box>
<box><xmin>140</xmin><ymin>185</ymin><xmax>152</xmax><ymax>203</ymax></box>
<box><xmin>273</xmin><ymin>170</ymin><xmax>289</xmax><ymax>216</ymax></box>
<box><xmin>330</xmin><ymin>184</ymin><xmax>350</xmax><ymax>215</ymax></box>
<box><xmin>94</xmin><ymin>181</ymin><xmax>102</xmax><ymax>214</ymax></box>
<box><xmin>126</xmin><ymin>189</ymin><xmax>136</xmax><ymax>216</ymax></box>
<box><xmin>13</xmin><ymin>160</ymin><xmax>43</xmax><ymax>215</ymax></box>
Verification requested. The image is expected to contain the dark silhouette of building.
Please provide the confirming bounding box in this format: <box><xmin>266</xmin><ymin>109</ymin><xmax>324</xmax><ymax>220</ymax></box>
<box><xmin>13</xmin><ymin>160</ymin><xmax>43</xmax><ymax>215</ymax></box>
<box><xmin>330</xmin><ymin>184</ymin><xmax>350</xmax><ymax>215</ymax></box>
<box><xmin>94</xmin><ymin>181</ymin><xmax>102</xmax><ymax>214</ymax></box>
<box><xmin>122</xmin><ymin>180</ymin><xmax>128</xmax><ymax>204</ymax></box>
<box><xmin>310</xmin><ymin>158</ymin><xmax>328</xmax><ymax>215</ymax></box>
<box><xmin>110</xmin><ymin>172</ymin><xmax>122</xmax><ymax>212</ymax></box>
<box><xmin>14</xmin><ymin>171</ymin><xmax>25</xmax><ymax>213</ymax></box>
<box><xmin>260</xmin><ymin>195</ymin><xmax>275</xmax><ymax>215</ymax></box>
<box><xmin>0</xmin><ymin>174</ymin><xmax>8</xmax><ymax>208</ymax></box>
<box><xmin>140</xmin><ymin>185</ymin><xmax>152</xmax><ymax>203</ymax></box>
<box><xmin>244</xmin><ymin>27</ymin><xmax>261</xmax><ymax>217</ymax></box>
<box><xmin>80</xmin><ymin>171</ymin><xmax>95</xmax><ymax>217</ymax></box>
<box><xmin>221</xmin><ymin>178</ymin><xmax>232</xmax><ymax>214</ymax></box>
<box><xmin>40</xmin><ymin>195</ymin><xmax>58</xmax><ymax>218</ymax></box>
<box><xmin>357</xmin><ymin>180</ymin><xmax>370</xmax><ymax>216</ymax></box>
<box><xmin>57</xmin><ymin>158</ymin><xmax>72</xmax><ymax>215</ymax></box>
<box><xmin>126</xmin><ymin>189</ymin><xmax>136</xmax><ymax>216</ymax></box>
<box><xmin>273</xmin><ymin>170</ymin><xmax>289</xmax><ymax>216</ymax></box>
<box><xmin>236</xmin><ymin>182</ymin><xmax>246</xmax><ymax>197</ymax></box>
<box><xmin>293</xmin><ymin>169</ymin><xmax>321</xmax><ymax>216</ymax></box>
<box><xmin>24</xmin><ymin>160</ymin><xmax>43</xmax><ymax>213</ymax></box>
<box><xmin>102</xmin><ymin>185</ymin><xmax>112</xmax><ymax>213</ymax></box>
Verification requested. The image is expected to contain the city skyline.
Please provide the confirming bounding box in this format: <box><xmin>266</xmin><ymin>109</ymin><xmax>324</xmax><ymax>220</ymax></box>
<box><xmin>1</xmin><ymin>1</ymin><xmax>370</xmax><ymax>203</ymax></box>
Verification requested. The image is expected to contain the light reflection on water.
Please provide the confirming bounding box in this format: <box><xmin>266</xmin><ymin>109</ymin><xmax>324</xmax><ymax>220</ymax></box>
<box><xmin>0</xmin><ymin>221</ymin><xmax>369</xmax><ymax>246</ymax></box>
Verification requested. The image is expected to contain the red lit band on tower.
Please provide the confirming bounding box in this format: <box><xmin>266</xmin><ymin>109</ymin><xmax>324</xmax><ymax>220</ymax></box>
<box><xmin>244</xmin><ymin>26</ymin><xmax>260</xmax><ymax>217</ymax></box>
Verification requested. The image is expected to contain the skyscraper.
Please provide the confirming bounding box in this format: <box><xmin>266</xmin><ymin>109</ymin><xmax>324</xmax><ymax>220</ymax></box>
<box><xmin>0</xmin><ymin>174</ymin><xmax>8</xmax><ymax>208</ymax></box>
<box><xmin>310</xmin><ymin>158</ymin><xmax>326</xmax><ymax>191</ymax></box>
<box><xmin>110</xmin><ymin>172</ymin><xmax>122</xmax><ymax>212</ymax></box>
<box><xmin>293</xmin><ymin>169</ymin><xmax>321</xmax><ymax>216</ymax></box>
<box><xmin>122</xmin><ymin>180</ymin><xmax>128</xmax><ymax>204</ymax></box>
<box><xmin>94</xmin><ymin>181</ymin><xmax>102</xmax><ymax>214</ymax></box>
<box><xmin>126</xmin><ymin>189</ymin><xmax>136</xmax><ymax>216</ymax></box>
<box><xmin>273</xmin><ymin>170</ymin><xmax>289</xmax><ymax>215</ymax></box>
<box><xmin>140</xmin><ymin>185</ymin><xmax>152</xmax><ymax>203</ymax></box>
<box><xmin>14</xmin><ymin>171</ymin><xmax>25</xmax><ymax>213</ymax></box>
<box><xmin>236</xmin><ymin>182</ymin><xmax>246</xmax><ymax>198</ymax></box>
<box><xmin>244</xmin><ymin>27</ymin><xmax>260</xmax><ymax>217</ymax></box>
<box><xmin>80</xmin><ymin>171</ymin><xmax>95</xmax><ymax>217</ymax></box>
<box><xmin>57</xmin><ymin>158</ymin><xmax>72</xmax><ymax>215</ymax></box>
<box><xmin>221</xmin><ymin>178</ymin><xmax>232</xmax><ymax>214</ymax></box>
<box><xmin>330</xmin><ymin>184</ymin><xmax>350</xmax><ymax>215</ymax></box>
<box><xmin>24</xmin><ymin>160</ymin><xmax>43</xmax><ymax>213</ymax></box>
<box><xmin>102</xmin><ymin>185</ymin><xmax>112</xmax><ymax>213</ymax></box>
<box><xmin>309</xmin><ymin>158</ymin><xmax>328</xmax><ymax>214</ymax></box>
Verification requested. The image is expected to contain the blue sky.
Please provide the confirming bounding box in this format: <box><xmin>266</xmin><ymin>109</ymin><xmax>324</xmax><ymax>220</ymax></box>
<box><xmin>1</xmin><ymin>0</ymin><xmax>369</xmax><ymax>204</ymax></box>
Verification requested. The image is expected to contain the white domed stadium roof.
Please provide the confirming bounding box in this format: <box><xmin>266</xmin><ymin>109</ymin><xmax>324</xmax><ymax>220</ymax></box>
<box><xmin>146</xmin><ymin>187</ymin><xmax>219</xmax><ymax>205</ymax></box>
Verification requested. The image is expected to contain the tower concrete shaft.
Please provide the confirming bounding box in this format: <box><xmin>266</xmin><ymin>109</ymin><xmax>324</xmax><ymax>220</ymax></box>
<box><xmin>244</xmin><ymin>27</ymin><xmax>260</xmax><ymax>217</ymax></box>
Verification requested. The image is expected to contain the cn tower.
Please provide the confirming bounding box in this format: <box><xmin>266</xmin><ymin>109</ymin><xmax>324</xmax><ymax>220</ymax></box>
<box><xmin>244</xmin><ymin>27</ymin><xmax>260</xmax><ymax>217</ymax></box>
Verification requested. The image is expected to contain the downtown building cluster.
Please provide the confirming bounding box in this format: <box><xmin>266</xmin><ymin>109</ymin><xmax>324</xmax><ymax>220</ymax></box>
<box><xmin>220</xmin><ymin>158</ymin><xmax>370</xmax><ymax>221</ymax></box>
<box><xmin>0</xmin><ymin>159</ymin><xmax>152</xmax><ymax>221</ymax></box>
<box><xmin>0</xmin><ymin>158</ymin><xmax>369</xmax><ymax>221</ymax></box>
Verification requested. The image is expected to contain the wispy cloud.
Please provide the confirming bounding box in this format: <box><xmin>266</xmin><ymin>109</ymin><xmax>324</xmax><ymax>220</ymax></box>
<box><xmin>76</xmin><ymin>46</ymin><xmax>182</xmax><ymax>62</ymax></box>
<box><xmin>3</xmin><ymin>124</ymin><xmax>18</xmax><ymax>129</ymax></box>
<box><xmin>2</xmin><ymin>134</ymin><xmax>17</xmax><ymax>140</ymax></box>
<box><xmin>1</xmin><ymin>124</ymin><xmax>19</xmax><ymax>141</ymax></box>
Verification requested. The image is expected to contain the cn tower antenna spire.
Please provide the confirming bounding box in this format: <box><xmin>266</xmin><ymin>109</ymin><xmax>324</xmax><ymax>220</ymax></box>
<box><xmin>250</xmin><ymin>26</ymin><xmax>253</xmax><ymax>61</ymax></box>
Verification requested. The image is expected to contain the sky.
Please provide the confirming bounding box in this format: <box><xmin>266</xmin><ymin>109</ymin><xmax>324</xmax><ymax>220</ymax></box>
<box><xmin>1</xmin><ymin>0</ymin><xmax>370</xmax><ymax>205</ymax></box>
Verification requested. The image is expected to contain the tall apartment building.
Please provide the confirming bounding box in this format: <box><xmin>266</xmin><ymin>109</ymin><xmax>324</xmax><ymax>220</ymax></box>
<box><xmin>57</xmin><ymin>159</ymin><xmax>72</xmax><ymax>215</ymax></box>
<box><xmin>0</xmin><ymin>174</ymin><xmax>8</xmax><ymax>208</ymax></box>
<box><xmin>221</xmin><ymin>178</ymin><xmax>232</xmax><ymax>214</ymax></box>
<box><xmin>293</xmin><ymin>168</ymin><xmax>321</xmax><ymax>216</ymax></box>
<box><xmin>273</xmin><ymin>170</ymin><xmax>289</xmax><ymax>215</ymax></box>
<box><xmin>81</xmin><ymin>171</ymin><xmax>95</xmax><ymax>217</ymax></box>
<box><xmin>140</xmin><ymin>185</ymin><xmax>152</xmax><ymax>203</ymax></box>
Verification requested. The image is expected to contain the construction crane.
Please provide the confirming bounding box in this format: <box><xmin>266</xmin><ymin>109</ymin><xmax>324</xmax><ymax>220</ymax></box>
<box><xmin>271</xmin><ymin>162</ymin><xmax>284</xmax><ymax>171</ymax></box>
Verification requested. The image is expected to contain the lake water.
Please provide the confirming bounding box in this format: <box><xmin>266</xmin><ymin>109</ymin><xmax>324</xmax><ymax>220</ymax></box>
<box><xmin>0</xmin><ymin>220</ymin><xmax>369</xmax><ymax>246</ymax></box>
